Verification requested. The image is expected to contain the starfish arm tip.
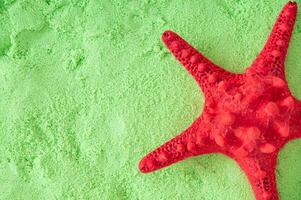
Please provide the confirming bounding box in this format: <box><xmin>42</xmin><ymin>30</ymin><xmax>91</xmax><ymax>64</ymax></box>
<box><xmin>138</xmin><ymin>118</ymin><xmax>218</xmax><ymax>173</ymax></box>
<box><xmin>251</xmin><ymin>1</ymin><xmax>297</xmax><ymax>76</ymax></box>
<box><xmin>288</xmin><ymin>1</ymin><xmax>297</xmax><ymax>5</ymax></box>
<box><xmin>161</xmin><ymin>30</ymin><xmax>232</xmax><ymax>93</ymax></box>
<box><xmin>138</xmin><ymin>157</ymin><xmax>152</xmax><ymax>173</ymax></box>
<box><xmin>161</xmin><ymin>30</ymin><xmax>174</xmax><ymax>42</ymax></box>
<box><xmin>138</xmin><ymin>131</ymin><xmax>193</xmax><ymax>173</ymax></box>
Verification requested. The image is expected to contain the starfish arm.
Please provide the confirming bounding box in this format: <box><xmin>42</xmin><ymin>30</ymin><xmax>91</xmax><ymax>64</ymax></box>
<box><xmin>290</xmin><ymin>131</ymin><xmax>301</xmax><ymax>140</ymax></box>
<box><xmin>162</xmin><ymin>30</ymin><xmax>232</xmax><ymax>93</ymax></box>
<box><xmin>287</xmin><ymin>101</ymin><xmax>301</xmax><ymax>140</ymax></box>
<box><xmin>289</xmin><ymin>123</ymin><xmax>301</xmax><ymax>140</ymax></box>
<box><xmin>139</xmin><ymin>118</ymin><xmax>218</xmax><ymax>173</ymax></box>
<box><xmin>288</xmin><ymin>121</ymin><xmax>301</xmax><ymax>140</ymax></box>
<box><xmin>236</xmin><ymin>153</ymin><xmax>279</xmax><ymax>200</ymax></box>
<box><xmin>251</xmin><ymin>1</ymin><xmax>297</xmax><ymax>77</ymax></box>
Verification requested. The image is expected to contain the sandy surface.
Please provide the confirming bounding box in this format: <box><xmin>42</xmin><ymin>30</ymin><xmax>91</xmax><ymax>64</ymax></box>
<box><xmin>0</xmin><ymin>0</ymin><xmax>300</xmax><ymax>199</ymax></box>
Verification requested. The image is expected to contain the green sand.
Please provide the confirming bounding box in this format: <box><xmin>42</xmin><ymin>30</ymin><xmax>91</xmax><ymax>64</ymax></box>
<box><xmin>0</xmin><ymin>0</ymin><xmax>301</xmax><ymax>199</ymax></box>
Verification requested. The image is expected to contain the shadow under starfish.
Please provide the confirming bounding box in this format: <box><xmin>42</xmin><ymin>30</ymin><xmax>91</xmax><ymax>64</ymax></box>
<box><xmin>139</xmin><ymin>1</ymin><xmax>301</xmax><ymax>200</ymax></box>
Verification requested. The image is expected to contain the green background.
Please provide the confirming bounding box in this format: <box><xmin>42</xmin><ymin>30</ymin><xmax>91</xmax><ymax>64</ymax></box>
<box><xmin>0</xmin><ymin>0</ymin><xmax>300</xmax><ymax>199</ymax></box>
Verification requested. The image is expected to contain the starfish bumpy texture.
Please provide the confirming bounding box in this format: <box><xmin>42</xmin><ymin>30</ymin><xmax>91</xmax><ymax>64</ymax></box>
<box><xmin>139</xmin><ymin>2</ymin><xmax>301</xmax><ymax>200</ymax></box>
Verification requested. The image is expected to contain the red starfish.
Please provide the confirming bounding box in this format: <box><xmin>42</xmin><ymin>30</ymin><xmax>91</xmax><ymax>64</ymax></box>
<box><xmin>139</xmin><ymin>2</ymin><xmax>301</xmax><ymax>200</ymax></box>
